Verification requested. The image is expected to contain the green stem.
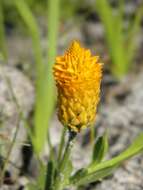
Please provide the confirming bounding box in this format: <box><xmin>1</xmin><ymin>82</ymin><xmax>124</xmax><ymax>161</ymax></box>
<box><xmin>57</xmin><ymin>126</ymin><xmax>66</xmax><ymax>162</ymax></box>
<box><xmin>47</xmin><ymin>132</ymin><xmax>55</xmax><ymax>162</ymax></box>
<box><xmin>53</xmin><ymin>131</ymin><xmax>76</xmax><ymax>190</ymax></box>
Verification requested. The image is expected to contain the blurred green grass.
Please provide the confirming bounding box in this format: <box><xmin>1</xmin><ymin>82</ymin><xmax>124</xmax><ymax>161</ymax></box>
<box><xmin>14</xmin><ymin>0</ymin><xmax>60</xmax><ymax>154</ymax></box>
<box><xmin>1</xmin><ymin>0</ymin><xmax>142</xmax><ymax>78</ymax></box>
<box><xmin>95</xmin><ymin>0</ymin><xmax>143</xmax><ymax>78</ymax></box>
<box><xmin>0</xmin><ymin>0</ymin><xmax>8</xmax><ymax>61</ymax></box>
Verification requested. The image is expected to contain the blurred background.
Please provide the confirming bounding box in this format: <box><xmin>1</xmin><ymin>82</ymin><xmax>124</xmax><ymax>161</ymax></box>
<box><xmin>1</xmin><ymin>0</ymin><xmax>143</xmax><ymax>75</ymax></box>
<box><xmin>0</xmin><ymin>0</ymin><xmax>143</xmax><ymax>189</ymax></box>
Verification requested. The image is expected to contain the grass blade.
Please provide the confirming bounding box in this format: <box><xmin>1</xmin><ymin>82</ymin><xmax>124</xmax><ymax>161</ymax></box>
<box><xmin>14</xmin><ymin>0</ymin><xmax>60</xmax><ymax>153</ymax></box>
<box><xmin>33</xmin><ymin>0</ymin><xmax>60</xmax><ymax>153</ymax></box>
<box><xmin>14</xmin><ymin>0</ymin><xmax>44</xmax><ymax>79</ymax></box>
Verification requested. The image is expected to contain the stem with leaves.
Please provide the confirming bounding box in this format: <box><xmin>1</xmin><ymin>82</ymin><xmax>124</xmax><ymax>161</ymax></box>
<box><xmin>53</xmin><ymin>131</ymin><xmax>76</xmax><ymax>190</ymax></box>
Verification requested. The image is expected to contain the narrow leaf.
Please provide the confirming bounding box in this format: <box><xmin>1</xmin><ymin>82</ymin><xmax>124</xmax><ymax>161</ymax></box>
<box><xmin>70</xmin><ymin>133</ymin><xmax>143</xmax><ymax>186</ymax></box>
<box><xmin>92</xmin><ymin>131</ymin><xmax>108</xmax><ymax>164</ymax></box>
<box><xmin>14</xmin><ymin>0</ymin><xmax>60</xmax><ymax>153</ymax></box>
<box><xmin>70</xmin><ymin>164</ymin><xmax>118</xmax><ymax>186</ymax></box>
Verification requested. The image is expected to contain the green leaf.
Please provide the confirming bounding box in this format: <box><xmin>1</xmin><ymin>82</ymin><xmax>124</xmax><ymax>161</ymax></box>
<box><xmin>70</xmin><ymin>133</ymin><xmax>143</xmax><ymax>186</ymax></box>
<box><xmin>68</xmin><ymin>168</ymin><xmax>88</xmax><ymax>185</ymax></box>
<box><xmin>70</xmin><ymin>164</ymin><xmax>119</xmax><ymax>186</ymax></box>
<box><xmin>92</xmin><ymin>131</ymin><xmax>108</xmax><ymax>164</ymax></box>
<box><xmin>33</xmin><ymin>0</ymin><xmax>60</xmax><ymax>153</ymax></box>
<box><xmin>14</xmin><ymin>0</ymin><xmax>60</xmax><ymax>153</ymax></box>
<box><xmin>14</xmin><ymin>0</ymin><xmax>45</xmax><ymax>153</ymax></box>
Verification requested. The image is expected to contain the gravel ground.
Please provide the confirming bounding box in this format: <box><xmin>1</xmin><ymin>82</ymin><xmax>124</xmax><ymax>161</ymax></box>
<box><xmin>0</xmin><ymin>64</ymin><xmax>34</xmax><ymax>185</ymax></box>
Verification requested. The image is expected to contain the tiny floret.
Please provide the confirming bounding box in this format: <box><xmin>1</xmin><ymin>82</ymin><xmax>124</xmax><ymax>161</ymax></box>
<box><xmin>53</xmin><ymin>41</ymin><xmax>103</xmax><ymax>132</ymax></box>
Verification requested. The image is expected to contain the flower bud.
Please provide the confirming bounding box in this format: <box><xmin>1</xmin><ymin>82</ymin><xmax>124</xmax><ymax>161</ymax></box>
<box><xmin>53</xmin><ymin>41</ymin><xmax>103</xmax><ymax>132</ymax></box>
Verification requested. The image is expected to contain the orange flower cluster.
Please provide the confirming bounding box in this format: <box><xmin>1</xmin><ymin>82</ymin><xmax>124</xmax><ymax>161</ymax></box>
<box><xmin>53</xmin><ymin>41</ymin><xmax>103</xmax><ymax>132</ymax></box>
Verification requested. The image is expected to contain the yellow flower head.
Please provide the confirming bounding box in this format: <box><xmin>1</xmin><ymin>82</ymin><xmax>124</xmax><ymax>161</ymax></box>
<box><xmin>53</xmin><ymin>41</ymin><xmax>103</xmax><ymax>132</ymax></box>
